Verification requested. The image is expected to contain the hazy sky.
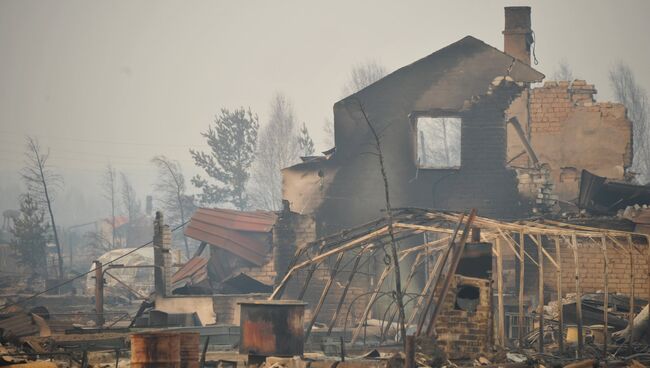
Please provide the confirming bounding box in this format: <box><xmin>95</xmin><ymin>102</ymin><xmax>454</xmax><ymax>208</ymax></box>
<box><xmin>1</xmin><ymin>0</ymin><xmax>649</xmax><ymax>225</ymax></box>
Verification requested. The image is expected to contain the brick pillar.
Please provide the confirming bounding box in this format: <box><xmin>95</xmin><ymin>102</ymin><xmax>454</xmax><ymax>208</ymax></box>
<box><xmin>273</xmin><ymin>200</ymin><xmax>296</xmax><ymax>285</ymax></box>
<box><xmin>153</xmin><ymin>211</ymin><xmax>172</xmax><ymax>296</ymax></box>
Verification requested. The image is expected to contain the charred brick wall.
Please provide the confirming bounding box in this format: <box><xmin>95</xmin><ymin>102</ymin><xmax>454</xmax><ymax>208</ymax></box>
<box><xmin>499</xmin><ymin>238</ymin><xmax>649</xmax><ymax>307</ymax></box>
<box><xmin>272</xmin><ymin>207</ymin><xmax>317</xmax><ymax>284</ymax></box>
<box><xmin>527</xmin><ymin>80</ymin><xmax>632</xmax><ymax>201</ymax></box>
<box><xmin>435</xmin><ymin>275</ymin><xmax>491</xmax><ymax>360</ymax></box>
<box><xmin>541</xmin><ymin>240</ymin><xmax>649</xmax><ymax>301</ymax></box>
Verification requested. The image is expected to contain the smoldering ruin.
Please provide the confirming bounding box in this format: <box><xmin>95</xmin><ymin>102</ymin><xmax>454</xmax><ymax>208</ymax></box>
<box><xmin>2</xmin><ymin>4</ymin><xmax>650</xmax><ymax>368</ymax></box>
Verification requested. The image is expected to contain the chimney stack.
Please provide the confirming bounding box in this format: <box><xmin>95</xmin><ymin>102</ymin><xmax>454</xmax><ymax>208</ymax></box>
<box><xmin>503</xmin><ymin>6</ymin><xmax>532</xmax><ymax>65</ymax></box>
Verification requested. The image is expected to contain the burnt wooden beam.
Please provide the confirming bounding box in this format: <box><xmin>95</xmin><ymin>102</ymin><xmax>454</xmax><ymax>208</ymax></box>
<box><xmin>425</xmin><ymin>209</ymin><xmax>477</xmax><ymax>336</ymax></box>
<box><xmin>555</xmin><ymin>237</ymin><xmax>565</xmax><ymax>355</ymax></box>
<box><xmin>496</xmin><ymin>237</ymin><xmax>506</xmax><ymax>347</ymax></box>
<box><xmin>601</xmin><ymin>236</ymin><xmax>608</xmax><ymax>360</ymax></box>
<box><xmin>415</xmin><ymin>214</ymin><xmax>466</xmax><ymax>336</ymax></box>
<box><xmin>537</xmin><ymin>234</ymin><xmax>544</xmax><ymax>354</ymax></box>
<box><xmin>518</xmin><ymin>231</ymin><xmax>525</xmax><ymax>349</ymax></box>
<box><xmin>571</xmin><ymin>234</ymin><xmax>584</xmax><ymax>358</ymax></box>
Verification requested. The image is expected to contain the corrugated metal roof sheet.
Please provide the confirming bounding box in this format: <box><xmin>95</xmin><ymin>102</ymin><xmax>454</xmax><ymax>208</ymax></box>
<box><xmin>171</xmin><ymin>256</ymin><xmax>209</xmax><ymax>291</ymax></box>
<box><xmin>184</xmin><ymin>208</ymin><xmax>277</xmax><ymax>266</ymax></box>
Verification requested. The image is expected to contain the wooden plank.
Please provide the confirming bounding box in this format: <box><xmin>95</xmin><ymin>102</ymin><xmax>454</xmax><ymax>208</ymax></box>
<box><xmin>571</xmin><ymin>234</ymin><xmax>584</xmax><ymax>358</ymax></box>
<box><xmin>628</xmin><ymin>234</ymin><xmax>635</xmax><ymax>355</ymax></box>
<box><xmin>601</xmin><ymin>236</ymin><xmax>608</xmax><ymax>360</ymax></box>
<box><xmin>496</xmin><ymin>237</ymin><xmax>505</xmax><ymax>347</ymax></box>
<box><xmin>415</xmin><ymin>214</ymin><xmax>466</xmax><ymax>336</ymax></box>
<box><xmin>555</xmin><ymin>237</ymin><xmax>564</xmax><ymax>355</ymax></box>
<box><xmin>496</xmin><ymin>228</ymin><xmax>522</xmax><ymax>262</ymax></box>
<box><xmin>537</xmin><ymin>234</ymin><xmax>544</xmax><ymax>353</ymax></box>
<box><xmin>528</xmin><ymin>233</ymin><xmax>559</xmax><ymax>270</ymax></box>
<box><xmin>518</xmin><ymin>231</ymin><xmax>525</xmax><ymax>349</ymax></box>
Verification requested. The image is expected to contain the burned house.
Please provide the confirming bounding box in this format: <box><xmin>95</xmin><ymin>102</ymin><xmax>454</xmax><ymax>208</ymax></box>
<box><xmin>283</xmin><ymin>6</ymin><xmax>632</xmax><ymax>232</ymax></box>
<box><xmin>158</xmin><ymin>7</ymin><xmax>643</xmax><ymax>349</ymax></box>
<box><xmin>271</xmin><ymin>5</ymin><xmax>644</xmax><ymax>359</ymax></box>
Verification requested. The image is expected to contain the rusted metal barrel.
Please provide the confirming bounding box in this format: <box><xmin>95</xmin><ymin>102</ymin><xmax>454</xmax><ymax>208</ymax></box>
<box><xmin>179</xmin><ymin>332</ymin><xmax>200</xmax><ymax>368</ymax></box>
<box><xmin>131</xmin><ymin>332</ymin><xmax>181</xmax><ymax>368</ymax></box>
<box><xmin>239</xmin><ymin>300</ymin><xmax>306</xmax><ymax>357</ymax></box>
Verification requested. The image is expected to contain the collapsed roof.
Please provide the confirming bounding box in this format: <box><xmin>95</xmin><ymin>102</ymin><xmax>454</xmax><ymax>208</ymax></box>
<box><xmin>184</xmin><ymin>208</ymin><xmax>277</xmax><ymax>266</ymax></box>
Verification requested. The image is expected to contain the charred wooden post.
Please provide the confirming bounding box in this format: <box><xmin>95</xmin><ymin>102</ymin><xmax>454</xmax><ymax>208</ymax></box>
<box><xmin>415</xmin><ymin>214</ymin><xmax>466</xmax><ymax>336</ymax></box>
<box><xmin>94</xmin><ymin>260</ymin><xmax>104</xmax><ymax>327</ymax></box>
<box><xmin>601</xmin><ymin>236</ymin><xmax>609</xmax><ymax>360</ymax></box>
<box><xmin>518</xmin><ymin>231</ymin><xmax>525</xmax><ymax>348</ymax></box>
<box><xmin>554</xmin><ymin>237</ymin><xmax>564</xmax><ymax>355</ymax></box>
<box><xmin>646</xmin><ymin>235</ymin><xmax>650</xmax><ymax>340</ymax></box>
<box><xmin>405</xmin><ymin>335</ymin><xmax>415</xmax><ymax>368</ymax></box>
<box><xmin>627</xmin><ymin>234</ymin><xmax>635</xmax><ymax>355</ymax></box>
<box><xmin>496</xmin><ymin>236</ymin><xmax>506</xmax><ymax>346</ymax></box>
<box><xmin>571</xmin><ymin>234</ymin><xmax>584</xmax><ymax>358</ymax></box>
<box><xmin>537</xmin><ymin>234</ymin><xmax>544</xmax><ymax>353</ymax></box>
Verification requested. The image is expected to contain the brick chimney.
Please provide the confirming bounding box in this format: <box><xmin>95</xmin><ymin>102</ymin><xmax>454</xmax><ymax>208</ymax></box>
<box><xmin>503</xmin><ymin>6</ymin><xmax>532</xmax><ymax>65</ymax></box>
<box><xmin>153</xmin><ymin>211</ymin><xmax>172</xmax><ymax>296</ymax></box>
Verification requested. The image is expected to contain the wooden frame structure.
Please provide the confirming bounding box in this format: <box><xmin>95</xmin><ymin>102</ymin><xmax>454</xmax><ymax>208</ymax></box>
<box><xmin>269</xmin><ymin>208</ymin><xmax>650</xmax><ymax>355</ymax></box>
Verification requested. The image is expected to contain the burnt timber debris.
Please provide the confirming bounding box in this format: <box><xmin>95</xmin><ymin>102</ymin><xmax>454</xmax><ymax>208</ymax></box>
<box><xmin>1</xmin><ymin>5</ymin><xmax>649</xmax><ymax>368</ymax></box>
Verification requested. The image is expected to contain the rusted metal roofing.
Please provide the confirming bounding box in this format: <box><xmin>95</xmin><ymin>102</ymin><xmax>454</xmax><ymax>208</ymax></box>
<box><xmin>184</xmin><ymin>208</ymin><xmax>277</xmax><ymax>266</ymax></box>
<box><xmin>171</xmin><ymin>256</ymin><xmax>209</xmax><ymax>291</ymax></box>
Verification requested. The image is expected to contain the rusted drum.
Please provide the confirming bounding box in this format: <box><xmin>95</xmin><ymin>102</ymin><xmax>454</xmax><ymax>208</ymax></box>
<box><xmin>131</xmin><ymin>332</ymin><xmax>181</xmax><ymax>368</ymax></box>
<box><xmin>179</xmin><ymin>332</ymin><xmax>200</xmax><ymax>368</ymax></box>
<box><xmin>239</xmin><ymin>300</ymin><xmax>306</xmax><ymax>357</ymax></box>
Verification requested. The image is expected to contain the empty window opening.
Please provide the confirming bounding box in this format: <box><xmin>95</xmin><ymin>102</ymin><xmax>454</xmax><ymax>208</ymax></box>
<box><xmin>455</xmin><ymin>284</ymin><xmax>480</xmax><ymax>312</ymax></box>
<box><xmin>416</xmin><ymin>117</ymin><xmax>461</xmax><ymax>169</ymax></box>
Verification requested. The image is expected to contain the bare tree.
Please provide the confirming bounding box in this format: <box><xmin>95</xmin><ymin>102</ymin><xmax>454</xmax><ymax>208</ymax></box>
<box><xmin>21</xmin><ymin>136</ymin><xmax>64</xmax><ymax>278</ymax></box>
<box><xmin>610</xmin><ymin>62</ymin><xmax>650</xmax><ymax>183</ymax></box>
<box><xmin>151</xmin><ymin>155</ymin><xmax>194</xmax><ymax>258</ymax></box>
<box><xmin>249</xmin><ymin>93</ymin><xmax>302</xmax><ymax>210</ymax></box>
<box><xmin>319</xmin><ymin>60</ymin><xmax>386</xmax><ymax>150</ymax></box>
<box><xmin>552</xmin><ymin>57</ymin><xmax>574</xmax><ymax>81</ymax></box>
<box><xmin>101</xmin><ymin>164</ymin><xmax>118</xmax><ymax>249</ymax></box>
<box><xmin>356</xmin><ymin>99</ymin><xmax>407</xmax><ymax>348</ymax></box>
<box><xmin>342</xmin><ymin>60</ymin><xmax>387</xmax><ymax>96</ymax></box>
<box><xmin>120</xmin><ymin>172</ymin><xmax>141</xmax><ymax>246</ymax></box>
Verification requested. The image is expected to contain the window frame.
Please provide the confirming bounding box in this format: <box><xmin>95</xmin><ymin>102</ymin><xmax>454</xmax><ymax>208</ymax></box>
<box><xmin>410</xmin><ymin>111</ymin><xmax>462</xmax><ymax>170</ymax></box>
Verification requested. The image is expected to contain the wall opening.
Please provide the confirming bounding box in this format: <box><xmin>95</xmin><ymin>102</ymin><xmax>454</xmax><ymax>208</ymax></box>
<box><xmin>454</xmin><ymin>284</ymin><xmax>480</xmax><ymax>312</ymax></box>
<box><xmin>416</xmin><ymin>117</ymin><xmax>461</xmax><ymax>169</ymax></box>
